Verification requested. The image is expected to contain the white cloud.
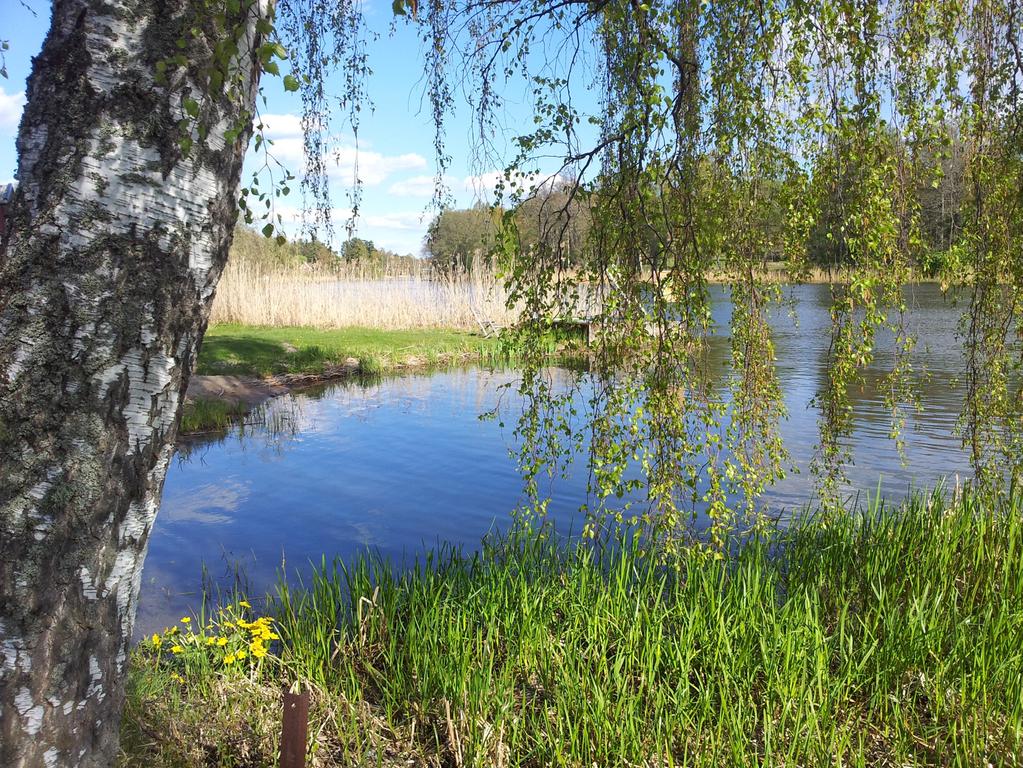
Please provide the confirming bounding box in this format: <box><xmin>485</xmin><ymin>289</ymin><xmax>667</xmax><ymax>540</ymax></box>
<box><xmin>267</xmin><ymin>204</ymin><xmax>355</xmax><ymax>228</ymax></box>
<box><xmin>161</xmin><ymin>479</ymin><xmax>249</xmax><ymax>525</ymax></box>
<box><xmin>248</xmin><ymin>204</ymin><xmax>428</xmax><ymax>255</ymax></box>
<box><xmin>462</xmin><ymin>170</ymin><xmax>508</xmax><ymax>199</ymax></box>
<box><xmin>251</xmin><ymin>112</ymin><xmax>427</xmax><ymax>187</ymax></box>
<box><xmin>0</xmin><ymin>87</ymin><xmax>26</xmax><ymax>132</ymax></box>
<box><xmin>387</xmin><ymin>174</ymin><xmax>450</xmax><ymax>198</ymax></box>
<box><xmin>461</xmin><ymin>169</ymin><xmax>567</xmax><ymax>202</ymax></box>
<box><xmin>244</xmin><ymin>112</ymin><xmax>434</xmax><ymax>253</ymax></box>
<box><xmin>329</xmin><ymin>145</ymin><xmax>427</xmax><ymax>186</ymax></box>
<box><xmin>256</xmin><ymin>112</ymin><xmax>304</xmax><ymax>137</ymax></box>
<box><xmin>363</xmin><ymin>211</ymin><xmax>427</xmax><ymax>231</ymax></box>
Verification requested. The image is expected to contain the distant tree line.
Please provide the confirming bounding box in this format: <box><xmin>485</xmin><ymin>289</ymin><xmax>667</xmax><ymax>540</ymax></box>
<box><xmin>423</xmin><ymin>129</ymin><xmax>971</xmax><ymax>277</ymax></box>
<box><xmin>423</xmin><ymin>178</ymin><xmax>592</xmax><ymax>272</ymax></box>
<box><xmin>231</xmin><ymin>226</ymin><xmax>421</xmax><ymax>273</ymax></box>
<box><xmin>237</xmin><ymin>125</ymin><xmax>970</xmax><ymax>278</ymax></box>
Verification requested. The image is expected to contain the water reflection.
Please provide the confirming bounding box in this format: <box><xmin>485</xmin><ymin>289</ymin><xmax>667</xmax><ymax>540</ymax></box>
<box><xmin>136</xmin><ymin>283</ymin><xmax>1003</xmax><ymax>635</ymax></box>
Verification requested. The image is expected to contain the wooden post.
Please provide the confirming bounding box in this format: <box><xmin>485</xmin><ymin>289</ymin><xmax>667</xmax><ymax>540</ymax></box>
<box><xmin>280</xmin><ymin>687</ymin><xmax>309</xmax><ymax>768</ymax></box>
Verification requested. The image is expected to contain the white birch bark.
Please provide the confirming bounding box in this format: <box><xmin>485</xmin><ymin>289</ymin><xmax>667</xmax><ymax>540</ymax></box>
<box><xmin>0</xmin><ymin>1</ymin><xmax>267</xmax><ymax>764</ymax></box>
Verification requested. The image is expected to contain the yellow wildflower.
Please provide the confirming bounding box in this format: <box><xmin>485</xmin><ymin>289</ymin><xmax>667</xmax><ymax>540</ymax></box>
<box><xmin>217</xmin><ymin>637</ymin><xmax>228</xmax><ymax>647</ymax></box>
<box><xmin>238</xmin><ymin>600</ymin><xmax>251</xmax><ymax>609</ymax></box>
<box><xmin>170</xmin><ymin>645</ymin><xmax>184</xmax><ymax>654</ymax></box>
<box><xmin>151</xmin><ymin>634</ymin><xmax>162</xmax><ymax>648</ymax></box>
<box><xmin>171</xmin><ymin>673</ymin><xmax>185</xmax><ymax>683</ymax></box>
<box><xmin>235</xmin><ymin>649</ymin><xmax>248</xmax><ymax>660</ymax></box>
<box><xmin>205</xmin><ymin>637</ymin><xmax>215</xmax><ymax>646</ymax></box>
<box><xmin>224</xmin><ymin>654</ymin><xmax>236</xmax><ymax>665</ymax></box>
<box><xmin>180</xmin><ymin>617</ymin><xmax>191</xmax><ymax>624</ymax></box>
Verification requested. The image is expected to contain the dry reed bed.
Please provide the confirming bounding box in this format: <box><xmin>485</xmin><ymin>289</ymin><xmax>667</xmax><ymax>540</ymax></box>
<box><xmin>209</xmin><ymin>259</ymin><xmax>891</xmax><ymax>334</ymax></box>
<box><xmin>210</xmin><ymin>261</ymin><xmax>519</xmax><ymax>331</ymax></box>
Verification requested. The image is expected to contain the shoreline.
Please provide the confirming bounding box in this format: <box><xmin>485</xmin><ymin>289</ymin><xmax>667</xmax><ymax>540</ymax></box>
<box><xmin>180</xmin><ymin>333</ymin><xmax>509</xmax><ymax>434</ymax></box>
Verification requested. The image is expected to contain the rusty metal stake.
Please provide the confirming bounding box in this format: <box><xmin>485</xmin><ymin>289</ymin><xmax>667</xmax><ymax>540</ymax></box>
<box><xmin>280</xmin><ymin>686</ymin><xmax>309</xmax><ymax>768</ymax></box>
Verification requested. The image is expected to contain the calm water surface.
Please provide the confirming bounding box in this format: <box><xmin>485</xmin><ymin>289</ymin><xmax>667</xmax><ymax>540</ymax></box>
<box><xmin>136</xmin><ymin>283</ymin><xmax>997</xmax><ymax>634</ymax></box>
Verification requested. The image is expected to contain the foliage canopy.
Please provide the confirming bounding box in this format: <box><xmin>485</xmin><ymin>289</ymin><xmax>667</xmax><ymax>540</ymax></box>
<box><xmin>128</xmin><ymin>0</ymin><xmax>1023</xmax><ymax>545</ymax></box>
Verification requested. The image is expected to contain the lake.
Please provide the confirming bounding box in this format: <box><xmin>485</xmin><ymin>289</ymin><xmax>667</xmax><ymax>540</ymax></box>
<box><xmin>136</xmin><ymin>283</ymin><xmax>998</xmax><ymax>635</ymax></box>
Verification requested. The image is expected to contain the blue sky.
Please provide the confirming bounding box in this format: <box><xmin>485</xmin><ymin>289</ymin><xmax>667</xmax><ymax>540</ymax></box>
<box><xmin>0</xmin><ymin>0</ymin><xmax>569</xmax><ymax>255</ymax></box>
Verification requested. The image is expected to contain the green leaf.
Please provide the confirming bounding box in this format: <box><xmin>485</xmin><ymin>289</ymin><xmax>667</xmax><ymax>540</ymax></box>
<box><xmin>263</xmin><ymin>61</ymin><xmax>280</xmax><ymax>77</ymax></box>
<box><xmin>262</xmin><ymin>223</ymin><xmax>275</xmax><ymax>238</ymax></box>
<box><xmin>283</xmin><ymin>74</ymin><xmax>300</xmax><ymax>92</ymax></box>
<box><xmin>183</xmin><ymin>98</ymin><xmax>200</xmax><ymax>118</ymax></box>
<box><xmin>392</xmin><ymin>0</ymin><xmax>407</xmax><ymax>15</ymax></box>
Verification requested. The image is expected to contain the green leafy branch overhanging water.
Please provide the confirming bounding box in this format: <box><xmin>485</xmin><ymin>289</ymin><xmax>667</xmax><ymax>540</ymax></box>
<box><xmin>434</xmin><ymin>0</ymin><xmax>1022</xmax><ymax>551</ymax></box>
<box><xmin>171</xmin><ymin>0</ymin><xmax>1020</xmax><ymax>550</ymax></box>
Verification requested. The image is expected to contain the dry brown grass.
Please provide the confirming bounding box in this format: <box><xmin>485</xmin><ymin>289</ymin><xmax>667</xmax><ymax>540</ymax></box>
<box><xmin>209</xmin><ymin>257</ymin><xmax>916</xmax><ymax>335</ymax></box>
<box><xmin>210</xmin><ymin>259</ymin><xmax>518</xmax><ymax>331</ymax></box>
<box><xmin>119</xmin><ymin>670</ymin><xmax>462</xmax><ymax>768</ymax></box>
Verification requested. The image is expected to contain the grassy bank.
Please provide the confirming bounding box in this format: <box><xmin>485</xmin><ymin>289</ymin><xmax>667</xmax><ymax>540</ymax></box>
<box><xmin>178</xmin><ymin>398</ymin><xmax>252</xmax><ymax>434</ymax></box>
<box><xmin>121</xmin><ymin>489</ymin><xmax>1023</xmax><ymax>766</ymax></box>
<box><xmin>196</xmin><ymin>325</ymin><xmax>510</xmax><ymax>378</ymax></box>
<box><xmin>181</xmin><ymin>324</ymin><xmax>580</xmax><ymax>434</ymax></box>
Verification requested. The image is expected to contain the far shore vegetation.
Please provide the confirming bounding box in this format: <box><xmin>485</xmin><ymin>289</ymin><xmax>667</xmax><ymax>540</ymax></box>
<box><xmin>216</xmin><ymin>223</ymin><xmax>953</xmax><ymax>338</ymax></box>
<box><xmin>182</xmin><ymin>223</ymin><xmax>960</xmax><ymax>438</ymax></box>
<box><xmin>180</xmin><ymin>226</ymin><xmax>594</xmax><ymax>434</ymax></box>
<box><xmin>120</xmin><ymin>486</ymin><xmax>1023</xmax><ymax>767</ymax></box>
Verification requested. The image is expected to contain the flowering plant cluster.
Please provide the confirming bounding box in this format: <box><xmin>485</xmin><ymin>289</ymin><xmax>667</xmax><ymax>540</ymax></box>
<box><xmin>145</xmin><ymin>600</ymin><xmax>280</xmax><ymax>680</ymax></box>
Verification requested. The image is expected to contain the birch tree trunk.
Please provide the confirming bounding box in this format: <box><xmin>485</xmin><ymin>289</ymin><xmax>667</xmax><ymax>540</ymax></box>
<box><xmin>0</xmin><ymin>1</ymin><xmax>267</xmax><ymax>764</ymax></box>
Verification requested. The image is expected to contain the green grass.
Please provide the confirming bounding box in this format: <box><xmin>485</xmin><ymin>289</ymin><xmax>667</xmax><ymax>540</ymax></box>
<box><xmin>179</xmin><ymin>398</ymin><xmax>251</xmax><ymax>434</ymax></box>
<box><xmin>197</xmin><ymin>324</ymin><xmax>510</xmax><ymax>378</ymax></box>
<box><xmin>120</xmin><ymin>488</ymin><xmax>1023</xmax><ymax>766</ymax></box>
